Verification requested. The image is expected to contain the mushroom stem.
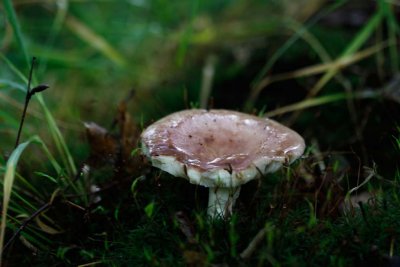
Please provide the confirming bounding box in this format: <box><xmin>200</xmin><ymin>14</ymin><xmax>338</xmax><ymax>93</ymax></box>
<box><xmin>207</xmin><ymin>186</ymin><xmax>241</xmax><ymax>219</ymax></box>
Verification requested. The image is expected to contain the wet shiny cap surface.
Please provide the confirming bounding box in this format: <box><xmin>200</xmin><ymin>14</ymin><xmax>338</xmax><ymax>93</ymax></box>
<box><xmin>141</xmin><ymin>109</ymin><xmax>305</xmax><ymax>184</ymax></box>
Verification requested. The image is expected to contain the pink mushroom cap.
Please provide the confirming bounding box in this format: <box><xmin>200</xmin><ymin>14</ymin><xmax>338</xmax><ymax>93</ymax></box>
<box><xmin>141</xmin><ymin>109</ymin><xmax>305</xmax><ymax>187</ymax></box>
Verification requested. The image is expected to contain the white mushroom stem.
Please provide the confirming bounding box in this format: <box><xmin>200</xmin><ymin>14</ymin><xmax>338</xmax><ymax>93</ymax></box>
<box><xmin>207</xmin><ymin>186</ymin><xmax>241</xmax><ymax>218</ymax></box>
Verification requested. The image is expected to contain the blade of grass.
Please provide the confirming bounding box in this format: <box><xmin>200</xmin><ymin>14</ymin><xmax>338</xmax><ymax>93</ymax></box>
<box><xmin>0</xmin><ymin>54</ymin><xmax>28</xmax><ymax>84</ymax></box>
<box><xmin>247</xmin><ymin>42</ymin><xmax>388</xmax><ymax>105</ymax></box>
<box><xmin>0</xmin><ymin>91</ymin><xmax>77</xmax><ymax>177</ymax></box>
<box><xmin>0</xmin><ymin>137</ymin><xmax>36</xmax><ymax>266</ymax></box>
<box><xmin>246</xmin><ymin>6</ymin><xmax>384</xmax><ymax>111</ymax></box>
<box><xmin>176</xmin><ymin>0</ymin><xmax>199</xmax><ymax>66</ymax></box>
<box><xmin>2</xmin><ymin>0</ymin><xmax>29</xmax><ymax>67</ymax></box>
<box><xmin>282</xmin><ymin>7</ymin><xmax>386</xmax><ymax>125</ymax></box>
<box><xmin>37</xmin><ymin>0</ymin><xmax>69</xmax><ymax>75</ymax></box>
<box><xmin>30</xmin><ymin>44</ymin><xmax>85</xmax><ymax>67</ymax></box>
<box><xmin>32</xmin><ymin>136</ymin><xmax>63</xmax><ymax>176</ymax></box>
<box><xmin>15</xmin><ymin>173</ymin><xmax>43</xmax><ymax>196</ymax></box>
<box><xmin>375</xmin><ymin>22</ymin><xmax>385</xmax><ymax>80</ymax></box>
<box><xmin>287</xmin><ymin>18</ymin><xmax>364</xmax><ymax>145</ymax></box>
<box><xmin>379</xmin><ymin>0</ymin><xmax>399</xmax><ymax>73</ymax></box>
<box><xmin>0</xmin><ymin>90</ymin><xmax>65</xmax><ymax>131</ymax></box>
<box><xmin>9</xmin><ymin>190</ymin><xmax>41</xmax><ymax>212</ymax></box>
<box><xmin>248</xmin><ymin>0</ymin><xmax>347</xmax><ymax>106</ymax></box>
<box><xmin>5</xmin><ymin>217</ymin><xmax>51</xmax><ymax>248</ymax></box>
<box><xmin>3</xmin><ymin>203</ymin><xmax>53</xmax><ymax>253</ymax></box>
<box><xmin>0</xmin><ymin>109</ymin><xmax>20</xmax><ymax>129</ymax></box>
<box><xmin>199</xmin><ymin>55</ymin><xmax>216</xmax><ymax>108</ymax></box>
<box><xmin>264</xmin><ymin>90</ymin><xmax>381</xmax><ymax>117</ymax></box>
<box><xmin>64</xmin><ymin>14</ymin><xmax>126</xmax><ymax>68</ymax></box>
<box><xmin>35</xmin><ymin>215</ymin><xmax>64</xmax><ymax>234</ymax></box>
<box><xmin>1</xmin><ymin>55</ymin><xmax>81</xmax><ymax>131</ymax></box>
<box><xmin>0</xmin><ymin>79</ymin><xmax>26</xmax><ymax>92</ymax></box>
<box><xmin>307</xmin><ymin>9</ymin><xmax>384</xmax><ymax>98</ymax></box>
<box><xmin>1</xmin><ymin>1</ymin><xmax>78</xmax><ymax>176</ymax></box>
<box><xmin>36</xmin><ymin>94</ymin><xmax>77</xmax><ymax>176</ymax></box>
<box><xmin>285</xmin><ymin>19</ymin><xmax>352</xmax><ymax>91</ymax></box>
<box><xmin>0</xmin><ymin>134</ymin><xmax>73</xmax><ymax>258</ymax></box>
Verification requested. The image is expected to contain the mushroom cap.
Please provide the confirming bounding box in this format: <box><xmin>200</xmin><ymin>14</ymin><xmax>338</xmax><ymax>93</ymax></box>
<box><xmin>141</xmin><ymin>109</ymin><xmax>305</xmax><ymax>187</ymax></box>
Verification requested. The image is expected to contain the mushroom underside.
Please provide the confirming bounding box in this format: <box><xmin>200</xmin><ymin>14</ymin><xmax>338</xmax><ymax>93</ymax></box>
<box><xmin>148</xmin><ymin>154</ymin><xmax>289</xmax><ymax>218</ymax></box>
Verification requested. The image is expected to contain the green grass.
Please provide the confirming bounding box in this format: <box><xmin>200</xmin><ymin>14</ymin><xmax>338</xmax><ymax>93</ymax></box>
<box><xmin>1</xmin><ymin>0</ymin><xmax>400</xmax><ymax>266</ymax></box>
<box><xmin>71</xmin><ymin>167</ymin><xmax>400</xmax><ymax>266</ymax></box>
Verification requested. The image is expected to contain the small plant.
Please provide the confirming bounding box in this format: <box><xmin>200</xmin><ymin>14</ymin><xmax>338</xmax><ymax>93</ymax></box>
<box><xmin>1</xmin><ymin>57</ymin><xmax>50</xmax><ymax>265</ymax></box>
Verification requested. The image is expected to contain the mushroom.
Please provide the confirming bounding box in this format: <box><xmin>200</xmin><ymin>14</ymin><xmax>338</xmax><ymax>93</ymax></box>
<box><xmin>141</xmin><ymin>109</ymin><xmax>305</xmax><ymax>218</ymax></box>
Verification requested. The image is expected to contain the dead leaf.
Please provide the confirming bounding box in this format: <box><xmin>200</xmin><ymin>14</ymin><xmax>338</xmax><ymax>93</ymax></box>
<box><xmin>85</xmin><ymin>122</ymin><xmax>118</xmax><ymax>167</ymax></box>
<box><xmin>35</xmin><ymin>214</ymin><xmax>64</xmax><ymax>234</ymax></box>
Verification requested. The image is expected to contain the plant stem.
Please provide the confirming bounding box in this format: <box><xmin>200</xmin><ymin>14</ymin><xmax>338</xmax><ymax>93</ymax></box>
<box><xmin>15</xmin><ymin>57</ymin><xmax>36</xmax><ymax>149</ymax></box>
